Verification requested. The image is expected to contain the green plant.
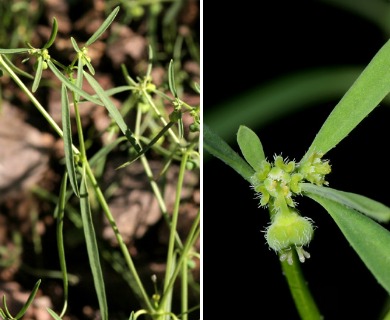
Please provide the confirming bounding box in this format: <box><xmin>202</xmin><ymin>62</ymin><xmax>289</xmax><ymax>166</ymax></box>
<box><xmin>0</xmin><ymin>5</ymin><xmax>199</xmax><ymax>320</ymax></box>
<box><xmin>204</xmin><ymin>34</ymin><xmax>390</xmax><ymax>319</ymax></box>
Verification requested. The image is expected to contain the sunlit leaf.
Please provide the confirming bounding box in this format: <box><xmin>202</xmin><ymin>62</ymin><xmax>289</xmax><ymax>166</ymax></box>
<box><xmin>14</xmin><ymin>280</ymin><xmax>41</xmax><ymax>319</ymax></box>
<box><xmin>168</xmin><ymin>59</ymin><xmax>178</xmax><ymax>98</ymax></box>
<box><xmin>61</xmin><ymin>84</ymin><xmax>80</xmax><ymax>197</ymax></box>
<box><xmin>83</xmin><ymin>71</ymin><xmax>141</xmax><ymax>153</ymax></box>
<box><xmin>80</xmin><ymin>177</ymin><xmax>108</xmax><ymax>320</ymax></box>
<box><xmin>85</xmin><ymin>6</ymin><xmax>120</xmax><ymax>46</ymax></box>
<box><xmin>43</xmin><ymin>17</ymin><xmax>58</xmax><ymax>49</ymax></box>
<box><xmin>0</xmin><ymin>48</ymin><xmax>30</xmax><ymax>54</ymax></box>
<box><xmin>48</xmin><ymin>60</ymin><xmax>103</xmax><ymax>105</ymax></box>
<box><xmin>32</xmin><ymin>56</ymin><xmax>43</xmax><ymax>93</ymax></box>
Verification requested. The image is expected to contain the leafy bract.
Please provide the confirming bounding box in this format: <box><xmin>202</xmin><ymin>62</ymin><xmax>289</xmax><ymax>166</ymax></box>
<box><xmin>237</xmin><ymin>125</ymin><xmax>265</xmax><ymax>171</ymax></box>
<box><xmin>301</xmin><ymin>183</ymin><xmax>390</xmax><ymax>223</ymax></box>
<box><xmin>305</xmin><ymin>192</ymin><xmax>390</xmax><ymax>294</ymax></box>
<box><xmin>204</xmin><ymin>123</ymin><xmax>254</xmax><ymax>182</ymax></box>
<box><xmin>302</xmin><ymin>38</ymin><xmax>390</xmax><ymax>161</ymax></box>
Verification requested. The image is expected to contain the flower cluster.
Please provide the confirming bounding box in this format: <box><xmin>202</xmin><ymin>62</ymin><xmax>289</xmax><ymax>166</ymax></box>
<box><xmin>251</xmin><ymin>152</ymin><xmax>331</xmax><ymax>264</ymax></box>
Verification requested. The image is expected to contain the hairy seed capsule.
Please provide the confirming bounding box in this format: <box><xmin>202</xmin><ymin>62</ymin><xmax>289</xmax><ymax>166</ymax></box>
<box><xmin>265</xmin><ymin>210</ymin><xmax>314</xmax><ymax>252</ymax></box>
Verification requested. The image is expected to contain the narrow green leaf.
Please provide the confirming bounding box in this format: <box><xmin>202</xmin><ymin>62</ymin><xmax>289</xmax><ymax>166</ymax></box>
<box><xmin>301</xmin><ymin>183</ymin><xmax>390</xmax><ymax>223</ymax></box>
<box><xmin>70</xmin><ymin>37</ymin><xmax>81</xmax><ymax>52</ymax></box>
<box><xmin>0</xmin><ymin>48</ymin><xmax>30</xmax><ymax>54</ymax></box>
<box><xmin>56</xmin><ymin>172</ymin><xmax>69</xmax><ymax>317</ymax></box>
<box><xmin>43</xmin><ymin>17</ymin><xmax>58</xmax><ymax>49</ymax></box>
<box><xmin>305</xmin><ymin>193</ymin><xmax>390</xmax><ymax>294</ymax></box>
<box><xmin>2</xmin><ymin>296</ymin><xmax>13</xmax><ymax>318</ymax></box>
<box><xmin>85</xmin><ymin>6</ymin><xmax>120</xmax><ymax>46</ymax></box>
<box><xmin>1</xmin><ymin>54</ymin><xmax>34</xmax><ymax>79</ymax></box>
<box><xmin>32</xmin><ymin>56</ymin><xmax>43</xmax><ymax>93</ymax></box>
<box><xmin>14</xmin><ymin>279</ymin><xmax>41</xmax><ymax>319</ymax></box>
<box><xmin>116</xmin><ymin>121</ymin><xmax>174</xmax><ymax>169</ymax></box>
<box><xmin>84</xmin><ymin>57</ymin><xmax>95</xmax><ymax>75</ymax></box>
<box><xmin>74</xmin><ymin>56</ymin><xmax>84</xmax><ymax>102</ymax></box>
<box><xmin>46</xmin><ymin>308</ymin><xmax>63</xmax><ymax>320</ymax></box>
<box><xmin>83</xmin><ymin>71</ymin><xmax>141</xmax><ymax>152</ymax></box>
<box><xmin>47</xmin><ymin>60</ymin><xmax>103</xmax><ymax>106</ymax></box>
<box><xmin>303</xmin><ymin>38</ymin><xmax>390</xmax><ymax>160</ymax></box>
<box><xmin>61</xmin><ymin>84</ymin><xmax>80</xmax><ymax>197</ymax></box>
<box><xmin>80</xmin><ymin>177</ymin><xmax>108</xmax><ymax>320</ymax></box>
<box><xmin>0</xmin><ymin>308</ymin><xmax>7</xmax><ymax>318</ymax></box>
<box><xmin>121</xmin><ymin>64</ymin><xmax>137</xmax><ymax>86</ymax></box>
<box><xmin>204</xmin><ymin>123</ymin><xmax>254</xmax><ymax>182</ymax></box>
<box><xmin>168</xmin><ymin>59</ymin><xmax>178</xmax><ymax>98</ymax></box>
<box><xmin>237</xmin><ymin>125</ymin><xmax>266</xmax><ymax>171</ymax></box>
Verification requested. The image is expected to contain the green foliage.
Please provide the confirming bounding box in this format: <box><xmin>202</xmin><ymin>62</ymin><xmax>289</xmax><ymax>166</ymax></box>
<box><xmin>0</xmin><ymin>3</ymin><xmax>199</xmax><ymax>320</ymax></box>
<box><xmin>204</xmin><ymin>28</ymin><xmax>390</xmax><ymax>319</ymax></box>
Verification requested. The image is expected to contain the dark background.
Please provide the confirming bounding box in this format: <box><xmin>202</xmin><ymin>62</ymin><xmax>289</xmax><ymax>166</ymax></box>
<box><xmin>204</xmin><ymin>1</ymin><xmax>390</xmax><ymax>319</ymax></box>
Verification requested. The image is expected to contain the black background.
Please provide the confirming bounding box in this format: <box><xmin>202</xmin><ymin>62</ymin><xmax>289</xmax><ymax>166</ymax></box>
<box><xmin>204</xmin><ymin>1</ymin><xmax>390</xmax><ymax>319</ymax></box>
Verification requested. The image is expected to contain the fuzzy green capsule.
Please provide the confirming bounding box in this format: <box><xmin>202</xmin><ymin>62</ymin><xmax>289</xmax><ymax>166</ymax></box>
<box><xmin>265</xmin><ymin>210</ymin><xmax>314</xmax><ymax>264</ymax></box>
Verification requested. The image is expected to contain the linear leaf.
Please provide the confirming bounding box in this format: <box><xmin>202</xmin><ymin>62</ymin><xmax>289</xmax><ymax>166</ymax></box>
<box><xmin>305</xmin><ymin>192</ymin><xmax>390</xmax><ymax>294</ymax></box>
<box><xmin>168</xmin><ymin>59</ymin><xmax>178</xmax><ymax>98</ymax></box>
<box><xmin>14</xmin><ymin>279</ymin><xmax>41</xmax><ymax>319</ymax></box>
<box><xmin>85</xmin><ymin>6</ymin><xmax>120</xmax><ymax>46</ymax></box>
<box><xmin>237</xmin><ymin>125</ymin><xmax>266</xmax><ymax>171</ymax></box>
<box><xmin>61</xmin><ymin>84</ymin><xmax>80</xmax><ymax>197</ymax></box>
<box><xmin>204</xmin><ymin>123</ymin><xmax>254</xmax><ymax>183</ymax></box>
<box><xmin>0</xmin><ymin>48</ymin><xmax>30</xmax><ymax>54</ymax></box>
<box><xmin>116</xmin><ymin>121</ymin><xmax>175</xmax><ymax>169</ymax></box>
<box><xmin>32</xmin><ymin>56</ymin><xmax>43</xmax><ymax>93</ymax></box>
<box><xmin>70</xmin><ymin>37</ymin><xmax>81</xmax><ymax>52</ymax></box>
<box><xmin>56</xmin><ymin>172</ymin><xmax>69</xmax><ymax>317</ymax></box>
<box><xmin>47</xmin><ymin>60</ymin><xmax>103</xmax><ymax>105</ymax></box>
<box><xmin>43</xmin><ymin>17</ymin><xmax>58</xmax><ymax>49</ymax></box>
<box><xmin>80</xmin><ymin>177</ymin><xmax>108</xmax><ymax>320</ymax></box>
<box><xmin>1</xmin><ymin>54</ymin><xmax>34</xmax><ymax>79</ymax></box>
<box><xmin>83</xmin><ymin>71</ymin><xmax>141</xmax><ymax>152</ymax></box>
<box><xmin>301</xmin><ymin>183</ymin><xmax>390</xmax><ymax>223</ymax></box>
<box><xmin>46</xmin><ymin>308</ymin><xmax>63</xmax><ymax>320</ymax></box>
<box><xmin>303</xmin><ymin>38</ymin><xmax>390</xmax><ymax>160</ymax></box>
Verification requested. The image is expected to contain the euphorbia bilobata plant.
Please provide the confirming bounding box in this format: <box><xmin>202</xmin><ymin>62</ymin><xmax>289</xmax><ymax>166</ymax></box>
<box><xmin>204</xmin><ymin>36</ymin><xmax>390</xmax><ymax>319</ymax></box>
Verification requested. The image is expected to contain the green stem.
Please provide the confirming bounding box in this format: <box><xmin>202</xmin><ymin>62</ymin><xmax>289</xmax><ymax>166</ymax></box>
<box><xmin>280</xmin><ymin>251</ymin><xmax>323</xmax><ymax>320</ymax></box>
<box><xmin>142</xmin><ymin>89</ymin><xmax>180</xmax><ymax>144</ymax></box>
<box><xmin>162</xmin><ymin>150</ymin><xmax>188</xmax><ymax>285</ymax></box>
<box><xmin>0</xmin><ymin>54</ymin><xmax>64</xmax><ymax>140</ymax></box>
<box><xmin>57</xmin><ymin>172</ymin><xmax>69</xmax><ymax>317</ymax></box>
<box><xmin>181</xmin><ymin>255</ymin><xmax>188</xmax><ymax>320</ymax></box>
<box><xmin>71</xmin><ymin>93</ymin><xmax>87</xmax><ymax>160</ymax></box>
<box><xmin>84</xmin><ymin>162</ymin><xmax>154</xmax><ymax>312</ymax></box>
<box><xmin>159</xmin><ymin>210</ymin><xmax>200</xmax><ymax>309</ymax></box>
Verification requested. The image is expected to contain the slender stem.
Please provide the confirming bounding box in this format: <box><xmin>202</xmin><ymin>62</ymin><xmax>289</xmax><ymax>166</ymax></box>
<box><xmin>71</xmin><ymin>93</ymin><xmax>87</xmax><ymax>160</ymax></box>
<box><xmin>84</xmin><ymin>162</ymin><xmax>154</xmax><ymax>311</ymax></box>
<box><xmin>0</xmin><ymin>55</ymin><xmax>63</xmax><ymax>139</ymax></box>
<box><xmin>159</xmin><ymin>151</ymin><xmax>189</xmax><ymax>315</ymax></box>
<box><xmin>57</xmin><ymin>172</ymin><xmax>69</xmax><ymax>317</ymax></box>
<box><xmin>142</xmin><ymin>89</ymin><xmax>180</xmax><ymax>144</ymax></box>
<box><xmin>159</xmin><ymin>210</ymin><xmax>200</xmax><ymax>309</ymax></box>
<box><xmin>280</xmin><ymin>251</ymin><xmax>323</xmax><ymax>320</ymax></box>
<box><xmin>181</xmin><ymin>255</ymin><xmax>188</xmax><ymax>320</ymax></box>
